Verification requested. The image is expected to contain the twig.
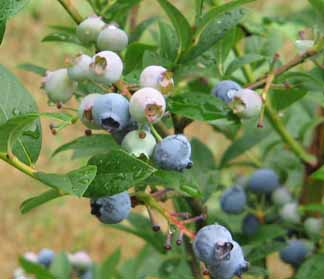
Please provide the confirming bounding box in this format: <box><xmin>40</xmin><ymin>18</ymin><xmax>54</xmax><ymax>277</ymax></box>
<box><xmin>57</xmin><ymin>0</ymin><xmax>83</xmax><ymax>24</ymax></box>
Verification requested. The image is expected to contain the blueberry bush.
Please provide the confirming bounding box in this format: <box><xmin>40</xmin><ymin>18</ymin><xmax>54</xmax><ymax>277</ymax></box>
<box><xmin>1</xmin><ymin>0</ymin><xmax>324</xmax><ymax>278</ymax></box>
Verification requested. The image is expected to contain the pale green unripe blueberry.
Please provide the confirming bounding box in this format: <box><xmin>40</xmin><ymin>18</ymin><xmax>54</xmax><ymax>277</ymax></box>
<box><xmin>67</xmin><ymin>54</ymin><xmax>92</xmax><ymax>81</ymax></box>
<box><xmin>97</xmin><ymin>24</ymin><xmax>128</xmax><ymax>52</ymax></box>
<box><xmin>129</xmin><ymin>87</ymin><xmax>166</xmax><ymax>124</ymax></box>
<box><xmin>122</xmin><ymin>130</ymin><xmax>156</xmax><ymax>158</ymax></box>
<box><xmin>79</xmin><ymin>93</ymin><xmax>102</xmax><ymax>130</ymax></box>
<box><xmin>42</xmin><ymin>69</ymin><xmax>75</xmax><ymax>103</ymax></box>
<box><xmin>76</xmin><ymin>16</ymin><xmax>105</xmax><ymax>44</ymax></box>
<box><xmin>295</xmin><ymin>40</ymin><xmax>314</xmax><ymax>53</ymax></box>
<box><xmin>304</xmin><ymin>217</ymin><xmax>323</xmax><ymax>238</ymax></box>
<box><xmin>140</xmin><ymin>65</ymin><xmax>174</xmax><ymax>95</ymax></box>
<box><xmin>280</xmin><ymin>202</ymin><xmax>301</xmax><ymax>224</ymax></box>
<box><xmin>230</xmin><ymin>89</ymin><xmax>262</xmax><ymax>118</ymax></box>
<box><xmin>272</xmin><ymin>187</ymin><xmax>292</xmax><ymax>206</ymax></box>
<box><xmin>89</xmin><ymin>51</ymin><xmax>123</xmax><ymax>84</ymax></box>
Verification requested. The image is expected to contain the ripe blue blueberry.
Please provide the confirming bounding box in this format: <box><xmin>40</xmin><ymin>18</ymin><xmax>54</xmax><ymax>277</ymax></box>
<box><xmin>129</xmin><ymin>87</ymin><xmax>166</xmax><ymax>124</ymax></box>
<box><xmin>92</xmin><ymin>93</ymin><xmax>130</xmax><ymax>132</ymax></box>
<box><xmin>208</xmin><ymin>241</ymin><xmax>249</xmax><ymax>279</ymax></box>
<box><xmin>37</xmin><ymin>248</ymin><xmax>55</xmax><ymax>267</ymax></box>
<box><xmin>42</xmin><ymin>69</ymin><xmax>75</xmax><ymax>104</ymax></box>
<box><xmin>153</xmin><ymin>134</ymin><xmax>192</xmax><ymax>171</ymax></box>
<box><xmin>212</xmin><ymin>80</ymin><xmax>241</xmax><ymax>103</ymax></box>
<box><xmin>89</xmin><ymin>51</ymin><xmax>123</xmax><ymax>84</ymax></box>
<box><xmin>67</xmin><ymin>54</ymin><xmax>92</xmax><ymax>81</ymax></box>
<box><xmin>97</xmin><ymin>24</ymin><xmax>128</xmax><ymax>52</ymax></box>
<box><xmin>242</xmin><ymin>214</ymin><xmax>260</xmax><ymax>236</ymax></box>
<box><xmin>140</xmin><ymin>65</ymin><xmax>174</xmax><ymax>95</ymax></box>
<box><xmin>90</xmin><ymin>191</ymin><xmax>131</xmax><ymax>224</ymax></box>
<box><xmin>193</xmin><ymin>224</ymin><xmax>233</xmax><ymax>265</ymax></box>
<box><xmin>280</xmin><ymin>202</ymin><xmax>301</xmax><ymax>224</ymax></box>
<box><xmin>304</xmin><ymin>217</ymin><xmax>323</xmax><ymax>238</ymax></box>
<box><xmin>247</xmin><ymin>168</ymin><xmax>280</xmax><ymax>194</ymax></box>
<box><xmin>76</xmin><ymin>16</ymin><xmax>105</xmax><ymax>45</ymax></box>
<box><xmin>220</xmin><ymin>186</ymin><xmax>247</xmax><ymax>214</ymax></box>
<box><xmin>230</xmin><ymin>89</ymin><xmax>262</xmax><ymax>118</ymax></box>
<box><xmin>279</xmin><ymin>240</ymin><xmax>309</xmax><ymax>268</ymax></box>
<box><xmin>79</xmin><ymin>93</ymin><xmax>102</xmax><ymax>130</ymax></box>
<box><xmin>272</xmin><ymin>187</ymin><xmax>292</xmax><ymax>206</ymax></box>
<box><xmin>122</xmin><ymin>130</ymin><xmax>156</xmax><ymax>158</ymax></box>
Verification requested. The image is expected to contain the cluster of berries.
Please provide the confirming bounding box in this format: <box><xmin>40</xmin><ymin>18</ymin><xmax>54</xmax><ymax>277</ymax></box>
<box><xmin>219</xmin><ymin>168</ymin><xmax>323</xmax><ymax>269</ymax></box>
<box><xmin>14</xmin><ymin>249</ymin><xmax>92</xmax><ymax>279</ymax></box>
<box><xmin>193</xmin><ymin>224</ymin><xmax>249</xmax><ymax>279</ymax></box>
<box><xmin>212</xmin><ymin>80</ymin><xmax>262</xmax><ymax>119</ymax></box>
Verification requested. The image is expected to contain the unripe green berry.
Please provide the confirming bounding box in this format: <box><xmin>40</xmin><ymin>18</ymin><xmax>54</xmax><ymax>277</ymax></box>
<box><xmin>76</xmin><ymin>16</ymin><xmax>105</xmax><ymax>45</ymax></box>
<box><xmin>97</xmin><ymin>24</ymin><xmax>128</xmax><ymax>52</ymax></box>
<box><xmin>67</xmin><ymin>54</ymin><xmax>92</xmax><ymax>81</ymax></box>
<box><xmin>121</xmin><ymin>130</ymin><xmax>156</xmax><ymax>158</ymax></box>
<box><xmin>280</xmin><ymin>202</ymin><xmax>301</xmax><ymax>224</ymax></box>
<box><xmin>42</xmin><ymin>69</ymin><xmax>75</xmax><ymax>103</ymax></box>
<box><xmin>304</xmin><ymin>217</ymin><xmax>323</xmax><ymax>238</ymax></box>
<box><xmin>230</xmin><ymin>89</ymin><xmax>262</xmax><ymax>119</ymax></box>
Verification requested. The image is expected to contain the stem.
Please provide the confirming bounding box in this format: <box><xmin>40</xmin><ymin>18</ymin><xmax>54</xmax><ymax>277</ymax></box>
<box><xmin>129</xmin><ymin>4</ymin><xmax>139</xmax><ymax>32</ymax></box>
<box><xmin>150</xmin><ymin>124</ymin><xmax>163</xmax><ymax>142</ymax></box>
<box><xmin>114</xmin><ymin>80</ymin><xmax>132</xmax><ymax>98</ymax></box>
<box><xmin>0</xmin><ymin>153</ymin><xmax>36</xmax><ymax>178</ymax></box>
<box><xmin>233</xmin><ymin>45</ymin><xmax>255</xmax><ymax>82</ymax></box>
<box><xmin>247</xmin><ymin>49</ymin><xmax>319</xmax><ymax>89</ymax></box>
<box><xmin>57</xmin><ymin>0</ymin><xmax>83</xmax><ymax>24</ymax></box>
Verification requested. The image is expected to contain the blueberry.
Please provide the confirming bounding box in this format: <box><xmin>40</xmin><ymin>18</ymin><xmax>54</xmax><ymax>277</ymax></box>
<box><xmin>129</xmin><ymin>87</ymin><xmax>166</xmax><ymax>124</ymax></box>
<box><xmin>37</xmin><ymin>248</ymin><xmax>55</xmax><ymax>267</ymax></box>
<box><xmin>280</xmin><ymin>202</ymin><xmax>301</xmax><ymax>224</ymax></box>
<box><xmin>42</xmin><ymin>69</ymin><xmax>75</xmax><ymax>104</ymax></box>
<box><xmin>304</xmin><ymin>217</ymin><xmax>322</xmax><ymax>238</ymax></box>
<box><xmin>279</xmin><ymin>240</ymin><xmax>309</xmax><ymax>268</ymax></box>
<box><xmin>140</xmin><ymin>65</ymin><xmax>174</xmax><ymax>95</ymax></box>
<box><xmin>97</xmin><ymin>24</ymin><xmax>128</xmax><ymax>52</ymax></box>
<box><xmin>79</xmin><ymin>93</ymin><xmax>102</xmax><ymax>130</ymax></box>
<box><xmin>230</xmin><ymin>89</ymin><xmax>262</xmax><ymax>118</ymax></box>
<box><xmin>68</xmin><ymin>251</ymin><xmax>92</xmax><ymax>272</ymax></box>
<box><xmin>211</xmin><ymin>80</ymin><xmax>241</xmax><ymax>103</ymax></box>
<box><xmin>76</xmin><ymin>16</ymin><xmax>105</xmax><ymax>45</ymax></box>
<box><xmin>90</xmin><ymin>191</ymin><xmax>131</xmax><ymax>224</ymax></box>
<box><xmin>67</xmin><ymin>54</ymin><xmax>92</xmax><ymax>81</ymax></box>
<box><xmin>193</xmin><ymin>224</ymin><xmax>233</xmax><ymax>265</ymax></box>
<box><xmin>122</xmin><ymin>130</ymin><xmax>157</xmax><ymax>158</ymax></box>
<box><xmin>89</xmin><ymin>51</ymin><xmax>123</xmax><ymax>84</ymax></box>
<box><xmin>153</xmin><ymin>134</ymin><xmax>192</xmax><ymax>171</ymax></box>
<box><xmin>92</xmin><ymin>93</ymin><xmax>130</xmax><ymax>132</ymax></box>
<box><xmin>247</xmin><ymin>168</ymin><xmax>280</xmax><ymax>194</ymax></box>
<box><xmin>208</xmin><ymin>241</ymin><xmax>249</xmax><ymax>279</ymax></box>
<box><xmin>272</xmin><ymin>187</ymin><xmax>292</xmax><ymax>206</ymax></box>
<box><xmin>242</xmin><ymin>214</ymin><xmax>260</xmax><ymax>236</ymax></box>
<box><xmin>220</xmin><ymin>186</ymin><xmax>247</xmax><ymax>214</ymax></box>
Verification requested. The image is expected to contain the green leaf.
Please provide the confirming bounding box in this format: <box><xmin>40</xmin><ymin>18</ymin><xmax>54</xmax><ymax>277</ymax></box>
<box><xmin>190</xmin><ymin>138</ymin><xmax>215</xmax><ymax>170</ymax></box>
<box><xmin>270</xmin><ymin>88</ymin><xmax>307</xmax><ymax>111</ymax></box>
<box><xmin>49</xmin><ymin>252</ymin><xmax>72</xmax><ymax>279</ymax></box>
<box><xmin>246</xmin><ymin>241</ymin><xmax>286</xmax><ymax>263</ymax></box>
<box><xmin>249</xmin><ymin>224</ymin><xmax>286</xmax><ymax>243</ymax></box>
<box><xmin>155</xmin><ymin>0</ymin><xmax>192</xmax><ymax>54</ymax></box>
<box><xmin>42</xmin><ymin>32</ymin><xmax>82</xmax><ymax>45</ymax></box>
<box><xmin>18</xmin><ymin>63</ymin><xmax>47</xmax><ymax>76</ymax></box>
<box><xmin>99</xmin><ymin>249</ymin><xmax>121</xmax><ymax>279</ymax></box>
<box><xmin>142</xmin><ymin>50</ymin><xmax>172</xmax><ymax>68</ymax></box>
<box><xmin>168</xmin><ymin>92</ymin><xmax>232</xmax><ymax>121</ymax></box>
<box><xmin>220</xmin><ymin>120</ymin><xmax>272</xmax><ymax>167</ymax></box>
<box><xmin>34</xmin><ymin>165</ymin><xmax>97</xmax><ymax>197</ymax></box>
<box><xmin>300</xmin><ymin>203</ymin><xmax>324</xmax><ymax>214</ymax></box>
<box><xmin>86</xmin><ymin>149</ymin><xmax>156</xmax><ymax>198</ymax></box>
<box><xmin>129</xmin><ymin>16</ymin><xmax>158</xmax><ymax>43</ymax></box>
<box><xmin>182</xmin><ymin>8</ymin><xmax>246</xmax><ymax>62</ymax></box>
<box><xmin>0</xmin><ymin>65</ymin><xmax>41</xmax><ymax>164</ymax></box>
<box><xmin>225</xmin><ymin>54</ymin><xmax>265</xmax><ymax>77</ymax></box>
<box><xmin>19</xmin><ymin>257</ymin><xmax>56</xmax><ymax>279</ymax></box>
<box><xmin>0</xmin><ymin>0</ymin><xmax>30</xmax><ymax>20</ymax></box>
<box><xmin>20</xmin><ymin>189</ymin><xmax>62</xmax><ymax>214</ymax></box>
<box><xmin>159</xmin><ymin>21</ymin><xmax>179</xmax><ymax>61</ymax></box>
<box><xmin>111</xmin><ymin>213</ymin><xmax>165</xmax><ymax>253</ymax></box>
<box><xmin>0</xmin><ymin>20</ymin><xmax>6</xmax><ymax>44</ymax></box>
<box><xmin>295</xmin><ymin>253</ymin><xmax>324</xmax><ymax>279</ymax></box>
<box><xmin>312</xmin><ymin>166</ymin><xmax>324</xmax><ymax>180</ymax></box>
<box><xmin>52</xmin><ymin>134</ymin><xmax>119</xmax><ymax>159</ymax></box>
<box><xmin>124</xmin><ymin>43</ymin><xmax>156</xmax><ymax>74</ymax></box>
<box><xmin>146</xmin><ymin>169</ymin><xmax>202</xmax><ymax>198</ymax></box>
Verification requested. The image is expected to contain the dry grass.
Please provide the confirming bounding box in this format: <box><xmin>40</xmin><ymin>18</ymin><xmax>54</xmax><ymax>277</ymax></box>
<box><xmin>0</xmin><ymin>0</ymin><xmax>308</xmax><ymax>277</ymax></box>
